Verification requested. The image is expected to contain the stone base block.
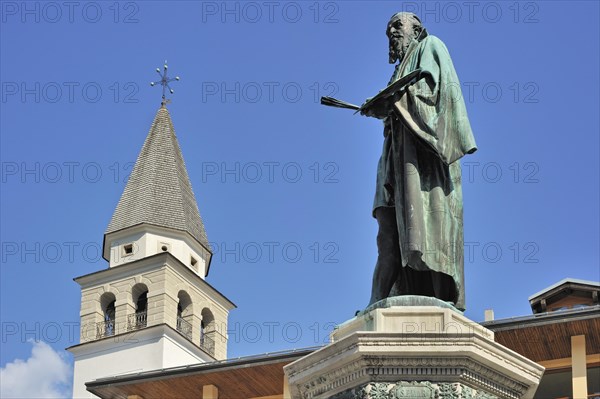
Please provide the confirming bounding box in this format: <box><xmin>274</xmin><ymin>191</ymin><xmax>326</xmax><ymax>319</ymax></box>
<box><xmin>284</xmin><ymin>305</ymin><xmax>544</xmax><ymax>399</ymax></box>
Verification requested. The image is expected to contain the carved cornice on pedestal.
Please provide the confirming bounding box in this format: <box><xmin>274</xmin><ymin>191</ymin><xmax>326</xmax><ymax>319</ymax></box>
<box><xmin>284</xmin><ymin>307</ymin><xmax>544</xmax><ymax>399</ymax></box>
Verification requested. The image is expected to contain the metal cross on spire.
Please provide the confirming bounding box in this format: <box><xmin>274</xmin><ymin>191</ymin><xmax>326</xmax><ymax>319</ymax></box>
<box><xmin>150</xmin><ymin>61</ymin><xmax>180</xmax><ymax>107</ymax></box>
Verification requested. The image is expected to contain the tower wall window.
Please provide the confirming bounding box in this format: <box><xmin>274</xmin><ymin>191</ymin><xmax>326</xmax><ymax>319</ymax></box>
<box><xmin>158</xmin><ymin>242</ymin><xmax>171</xmax><ymax>252</ymax></box>
<box><xmin>129</xmin><ymin>283</ymin><xmax>148</xmax><ymax>331</ymax></box>
<box><xmin>200</xmin><ymin>308</ymin><xmax>216</xmax><ymax>356</ymax></box>
<box><xmin>122</xmin><ymin>243</ymin><xmax>134</xmax><ymax>256</ymax></box>
<box><xmin>98</xmin><ymin>292</ymin><xmax>116</xmax><ymax>339</ymax></box>
<box><xmin>176</xmin><ymin>290</ymin><xmax>193</xmax><ymax>340</ymax></box>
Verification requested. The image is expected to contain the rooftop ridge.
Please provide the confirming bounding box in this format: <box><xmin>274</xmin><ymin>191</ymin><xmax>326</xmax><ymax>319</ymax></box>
<box><xmin>528</xmin><ymin>278</ymin><xmax>600</xmax><ymax>301</ymax></box>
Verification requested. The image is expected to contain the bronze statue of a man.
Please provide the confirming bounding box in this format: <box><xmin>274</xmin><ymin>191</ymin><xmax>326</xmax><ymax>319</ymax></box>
<box><xmin>363</xmin><ymin>12</ymin><xmax>477</xmax><ymax>310</ymax></box>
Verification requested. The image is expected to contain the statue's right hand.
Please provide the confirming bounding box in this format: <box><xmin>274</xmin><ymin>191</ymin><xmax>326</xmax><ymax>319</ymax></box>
<box><xmin>361</xmin><ymin>99</ymin><xmax>389</xmax><ymax>119</ymax></box>
<box><xmin>360</xmin><ymin>107</ymin><xmax>374</xmax><ymax>117</ymax></box>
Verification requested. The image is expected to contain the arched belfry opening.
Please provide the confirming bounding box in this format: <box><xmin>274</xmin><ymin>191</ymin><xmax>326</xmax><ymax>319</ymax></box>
<box><xmin>200</xmin><ymin>307</ymin><xmax>215</xmax><ymax>356</ymax></box>
<box><xmin>176</xmin><ymin>290</ymin><xmax>193</xmax><ymax>340</ymax></box>
<box><xmin>98</xmin><ymin>292</ymin><xmax>116</xmax><ymax>339</ymax></box>
<box><xmin>130</xmin><ymin>283</ymin><xmax>148</xmax><ymax>331</ymax></box>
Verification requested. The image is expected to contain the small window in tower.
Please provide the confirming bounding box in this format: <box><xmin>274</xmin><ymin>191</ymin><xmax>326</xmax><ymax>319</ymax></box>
<box><xmin>123</xmin><ymin>243</ymin><xmax>134</xmax><ymax>256</ymax></box>
<box><xmin>158</xmin><ymin>242</ymin><xmax>170</xmax><ymax>252</ymax></box>
<box><xmin>190</xmin><ymin>256</ymin><xmax>198</xmax><ymax>269</ymax></box>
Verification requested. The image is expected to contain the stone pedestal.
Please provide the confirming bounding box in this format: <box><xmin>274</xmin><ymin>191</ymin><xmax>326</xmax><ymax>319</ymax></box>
<box><xmin>284</xmin><ymin>302</ymin><xmax>544</xmax><ymax>399</ymax></box>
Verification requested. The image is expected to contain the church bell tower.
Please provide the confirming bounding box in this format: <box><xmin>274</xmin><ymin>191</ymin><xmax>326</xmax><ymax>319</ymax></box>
<box><xmin>67</xmin><ymin>75</ymin><xmax>235</xmax><ymax>398</ymax></box>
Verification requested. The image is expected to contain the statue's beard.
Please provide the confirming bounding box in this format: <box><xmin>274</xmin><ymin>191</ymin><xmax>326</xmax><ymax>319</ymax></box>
<box><xmin>388</xmin><ymin>37</ymin><xmax>410</xmax><ymax>64</ymax></box>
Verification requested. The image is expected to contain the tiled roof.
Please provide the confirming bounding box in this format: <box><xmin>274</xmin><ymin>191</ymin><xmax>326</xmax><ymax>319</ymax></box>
<box><xmin>106</xmin><ymin>107</ymin><xmax>210</xmax><ymax>252</ymax></box>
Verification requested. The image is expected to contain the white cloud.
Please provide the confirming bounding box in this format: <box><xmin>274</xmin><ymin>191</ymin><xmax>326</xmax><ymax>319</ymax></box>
<box><xmin>1</xmin><ymin>341</ymin><xmax>72</xmax><ymax>398</ymax></box>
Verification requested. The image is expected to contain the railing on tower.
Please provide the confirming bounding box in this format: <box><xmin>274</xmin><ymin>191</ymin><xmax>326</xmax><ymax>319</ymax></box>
<box><xmin>127</xmin><ymin>311</ymin><xmax>147</xmax><ymax>331</ymax></box>
<box><xmin>176</xmin><ymin>316</ymin><xmax>193</xmax><ymax>340</ymax></box>
<box><xmin>200</xmin><ymin>332</ymin><xmax>215</xmax><ymax>356</ymax></box>
<box><xmin>96</xmin><ymin>319</ymin><xmax>115</xmax><ymax>339</ymax></box>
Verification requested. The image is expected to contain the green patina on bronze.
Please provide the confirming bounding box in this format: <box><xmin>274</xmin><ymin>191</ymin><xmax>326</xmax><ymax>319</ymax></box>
<box><xmin>367</xmin><ymin>13</ymin><xmax>476</xmax><ymax>311</ymax></box>
<box><xmin>321</xmin><ymin>13</ymin><xmax>477</xmax><ymax>311</ymax></box>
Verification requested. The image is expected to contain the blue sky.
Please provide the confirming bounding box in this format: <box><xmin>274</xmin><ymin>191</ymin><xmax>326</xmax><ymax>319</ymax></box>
<box><xmin>1</xmin><ymin>1</ymin><xmax>599</xmax><ymax>396</ymax></box>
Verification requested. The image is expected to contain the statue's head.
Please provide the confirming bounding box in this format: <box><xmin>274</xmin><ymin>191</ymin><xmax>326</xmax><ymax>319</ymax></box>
<box><xmin>387</xmin><ymin>12</ymin><xmax>423</xmax><ymax>64</ymax></box>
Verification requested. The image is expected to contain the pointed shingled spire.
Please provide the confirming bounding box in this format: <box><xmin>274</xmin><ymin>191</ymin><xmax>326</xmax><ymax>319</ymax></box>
<box><xmin>106</xmin><ymin>106</ymin><xmax>211</xmax><ymax>253</ymax></box>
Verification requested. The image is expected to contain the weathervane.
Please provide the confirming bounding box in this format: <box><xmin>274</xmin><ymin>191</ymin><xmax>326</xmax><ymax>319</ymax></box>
<box><xmin>150</xmin><ymin>60</ymin><xmax>180</xmax><ymax>107</ymax></box>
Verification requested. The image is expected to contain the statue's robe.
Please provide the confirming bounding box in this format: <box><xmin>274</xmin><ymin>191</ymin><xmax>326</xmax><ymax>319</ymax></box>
<box><xmin>373</xmin><ymin>31</ymin><xmax>477</xmax><ymax>310</ymax></box>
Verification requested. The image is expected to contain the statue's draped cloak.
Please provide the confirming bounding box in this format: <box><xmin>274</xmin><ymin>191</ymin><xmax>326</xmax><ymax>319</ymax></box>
<box><xmin>373</xmin><ymin>33</ymin><xmax>477</xmax><ymax>310</ymax></box>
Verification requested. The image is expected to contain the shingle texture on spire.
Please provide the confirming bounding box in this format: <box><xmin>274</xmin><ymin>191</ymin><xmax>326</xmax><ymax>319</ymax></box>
<box><xmin>106</xmin><ymin>107</ymin><xmax>210</xmax><ymax>251</ymax></box>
